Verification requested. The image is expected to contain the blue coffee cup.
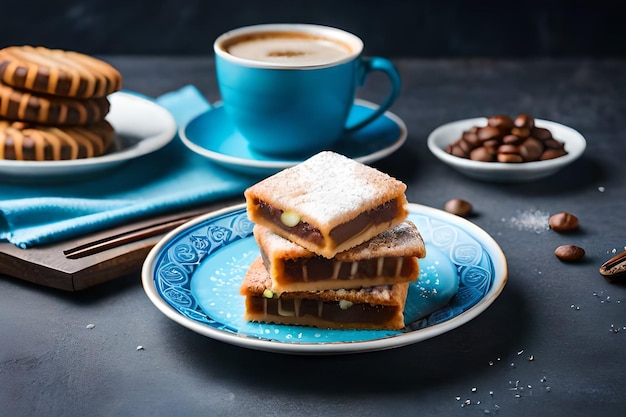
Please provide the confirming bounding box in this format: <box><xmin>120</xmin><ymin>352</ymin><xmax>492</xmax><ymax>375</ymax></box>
<box><xmin>214</xmin><ymin>23</ymin><xmax>401</xmax><ymax>157</ymax></box>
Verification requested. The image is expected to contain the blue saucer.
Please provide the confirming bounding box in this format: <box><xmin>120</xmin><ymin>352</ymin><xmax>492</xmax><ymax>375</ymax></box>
<box><xmin>179</xmin><ymin>99</ymin><xmax>407</xmax><ymax>176</ymax></box>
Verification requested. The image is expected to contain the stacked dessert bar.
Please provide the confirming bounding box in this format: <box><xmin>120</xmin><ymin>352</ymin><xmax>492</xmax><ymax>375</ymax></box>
<box><xmin>240</xmin><ymin>151</ymin><xmax>426</xmax><ymax>330</ymax></box>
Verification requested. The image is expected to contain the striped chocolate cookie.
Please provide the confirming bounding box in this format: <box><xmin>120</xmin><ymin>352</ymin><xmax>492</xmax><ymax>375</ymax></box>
<box><xmin>0</xmin><ymin>83</ymin><xmax>110</xmax><ymax>125</ymax></box>
<box><xmin>0</xmin><ymin>45</ymin><xmax>122</xmax><ymax>98</ymax></box>
<box><xmin>0</xmin><ymin>119</ymin><xmax>115</xmax><ymax>161</ymax></box>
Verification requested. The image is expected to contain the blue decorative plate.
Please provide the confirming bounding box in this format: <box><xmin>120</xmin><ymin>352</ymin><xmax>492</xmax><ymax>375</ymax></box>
<box><xmin>142</xmin><ymin>203</ymin><xmax>507</xmax><ymax>354</ymax></box>
<box><xmin>178</xmin><ymin>99</ymin><xmax>407</xmax><ymax>176</ymax></box>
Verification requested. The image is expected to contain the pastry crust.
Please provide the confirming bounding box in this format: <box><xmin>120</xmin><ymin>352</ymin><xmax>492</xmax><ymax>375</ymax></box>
<box><xmin>244</xmin><ymin>151</ymin><xmax>409</xmax><ymax>258</ymax></box>
<box><xmin>255</xmin><ymin>221</ymin><xmax>425</xmax><ymax>293</ymax></box>
<box><xmin>0</xmin><ymin>45</ymin><xmax>122</xmax><ymax>98</ymax></box>
<box><xmin>241</xmin><ymin>257</ymin><xmax>409</xmax><ymax>330</ymax></box>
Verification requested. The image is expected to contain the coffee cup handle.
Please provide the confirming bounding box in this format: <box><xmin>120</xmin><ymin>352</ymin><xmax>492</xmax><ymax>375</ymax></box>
<box><xmin>344</xmin><ymin>57</ymin><xmax>401</xmax><ymax>133</ymax></box>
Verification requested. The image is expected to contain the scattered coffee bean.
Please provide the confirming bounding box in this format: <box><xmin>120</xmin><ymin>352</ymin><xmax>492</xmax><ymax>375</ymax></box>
<box><xmin>444</xmin><ymin>198</ymin><xmax>473</xmax><ymax>217</ymax></box>
<box><xmin>554</xmin><ymin>245</ymin><xmax>585</xmax><ymax>262</ymax></box>
<box><xmin>549</xmin><ymin>212</ymin><xmax>579</xmax><ymax>232</ymax></box>
<box><xmin>445</xmin><ymin>113</ymin><xmax>568</xmax><ymax>163</ymax></box>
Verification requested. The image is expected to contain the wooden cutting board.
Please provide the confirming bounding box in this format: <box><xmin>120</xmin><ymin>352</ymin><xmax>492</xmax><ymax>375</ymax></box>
<box><xmin>0</xmin><ymin>201</ymin><xmax>237</xmax><ymax>291</ymax></box>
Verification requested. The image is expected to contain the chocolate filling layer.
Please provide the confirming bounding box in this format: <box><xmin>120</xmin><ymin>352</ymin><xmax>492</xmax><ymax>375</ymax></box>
<box><xmin>256</xmin><ymin>200</ymin><xmax>323</xmax><ymax>245</ymax></box>
<box><xmin>254</xmin><ymin>198</ymin><xmax>399</xmax><ymax>247</ymax></box>
<box><xmin>282</xmin><ymin>256</ymin><xmax>412</xmax><ymax>282</ymax></box>
<box><xmin>247</xmin><ymin>297</ymin><xmax>399</xmax><ymax>324</ymax></box>
<box><xmin>329</xmin><ymin>199</ymin><xmax>398</xmax><ymax>245</ymax></box>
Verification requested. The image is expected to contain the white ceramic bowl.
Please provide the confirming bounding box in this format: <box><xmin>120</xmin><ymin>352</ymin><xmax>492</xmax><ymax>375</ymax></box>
<box><xmin>427</xmin><ymin>117</ymin><xmax>587</xmax><ymax>182</ymax></box>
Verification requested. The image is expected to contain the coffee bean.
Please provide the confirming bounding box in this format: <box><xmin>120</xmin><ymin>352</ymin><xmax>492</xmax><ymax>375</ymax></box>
<box><xmin>444</xmin><ymin>114</ymin><xmax>568</xmax><ymax>164</ymax></box>
<box><xmin>502</xmin><ymin>134</ymin><xmax>523</xmax><ymax>145</ymax></box>
<box><xmin>497</xmin><ymin>153</ymin><xmax>523</xmax><ymax>163</ymax></box>
<box><xmin>477</xmin><ymin>126</ymin><xmax>501</xmax><ymax>142</ymax></box>
<box><xmin>549</xmin><ymin>212</ymin><xmax>579</xmax><ymax>232</ymax></box>
<box><xmin>514</xmin><ymin>114</ymin><xmax>535</xmax><ymax>129</ymax></box>
<box><xmin>541</xmin><ymin>148</ymin><xmax>567</xmax><ymax>160</ymax></box>
<box><xmin>457</xmin><ymin>138</ymin><xmax>473</xmax><ymax>153</ymax></box>
<box><xmin>498</xmin><ymin>144</ymin><xmax>520</xmax><ymax>154</ymax></box>
<box><xmin>543</xmin><ymin>138</ymin><xmax>565</xmax><ymax>149</ymax></box>
<box><xmin>470</xmin><ymin>147</ymin><xmax>494</xmax><ymax>161</ymax></box>
<box><xmin>444</xmin><ymin>198</ymin><xmax>473</xmax><ymax>217</ymax></box>
<box><xmin>488</xmin><ymin>115</ymin><xmax>514</xmax><ymax>131</ymax></box>
<box><xmin>555</xmin><ymin>245</ymin><xmax>585</xmax><ymax>262</ymax></box>
<box><xmin>462</xmin><ymin>131</ymin><xmax>481</xmax><ymax>147</ymax></box>
<box><xmin>449</xmin><ymin>143</ymin><xmax>468</xmax><ymax>158</ymax></box>
<box><xmin>519</xmin><ymin>137</ymin><xmax>544</xmax><ymax>161</ymax></box>
<box><xmin>482</xmin><ymin>138</ymin><xmax>500</xmax><ymax>148</ymax></box>
<box><xmin>531</xmin><ymin>126</ymin><xmax>552</xmax><ymax>141</ymax></box>
<box><xmin>511</xmin><ymin>127</ymin><xmax>530</xmax><ymax>139</ymax></box>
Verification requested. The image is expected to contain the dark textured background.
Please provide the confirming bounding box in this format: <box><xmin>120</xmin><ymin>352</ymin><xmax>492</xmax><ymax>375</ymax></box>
<box><xmin>3</xmin><ymin>0</ymin><xmax>626</xmax><ymax>57</ymax></box>
<box><xmin>2</xmin><ymin>2</ymin><xmax>626</xmax><ymax>416</ymax></box>
<box><xmin>2</xmin><ymin>57</ymin><xmax>626</xmax><ymax>417</ymax></box>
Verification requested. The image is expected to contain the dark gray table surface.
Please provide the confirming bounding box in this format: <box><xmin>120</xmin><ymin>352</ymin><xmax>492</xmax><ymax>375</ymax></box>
<box><xmin>2</xmin><ymin>57</ymin><xmax>625</xmax><ymax>417</ymax></box>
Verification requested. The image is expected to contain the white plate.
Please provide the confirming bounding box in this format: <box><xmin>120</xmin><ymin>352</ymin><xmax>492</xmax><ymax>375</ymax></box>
<box><xmin>427</xmin><ymin>117</ymin><xmax>586</xmax><ymax>182</ymax></box>
<box><xmin>0</xmin><ymin>91</ymin><xmax>176</xmax><ymax>181</ymax></box>
<box><xmin>142</xmin><ymin>203</ymin><xmax>508</xmax><ymax>355</ymax></box>
<box><xmin>179</xmin><ymin>99</ymin><xmax>407</xmax><ymax>176</ymax></box>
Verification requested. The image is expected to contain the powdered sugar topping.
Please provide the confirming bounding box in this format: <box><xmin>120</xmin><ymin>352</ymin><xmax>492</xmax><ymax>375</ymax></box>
<box><xmin>249</xmin><ymin>151</ymin><xmax>406</xmax><ymax>225</ymax></box>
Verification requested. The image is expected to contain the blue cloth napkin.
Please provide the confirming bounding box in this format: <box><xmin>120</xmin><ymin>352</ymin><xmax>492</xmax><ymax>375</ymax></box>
<box><xmin>0</xmin><ymin>85</ymin><xmax>257</xmax><ymax>248</ymax></box>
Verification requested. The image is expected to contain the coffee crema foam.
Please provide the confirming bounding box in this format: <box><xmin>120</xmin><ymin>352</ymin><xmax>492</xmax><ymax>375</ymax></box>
<box><xmin>224</xmin><ymin>32</ymin><xmax>353</xmax><ymax>66</ymax></box>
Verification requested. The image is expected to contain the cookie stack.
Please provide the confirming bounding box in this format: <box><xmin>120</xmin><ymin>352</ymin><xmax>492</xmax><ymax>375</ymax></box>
<box><xmin>0</xmin><ymin>45</ymin><xmax>122</xmax><ymax>161</ymax></box>
<box><xmin>240</xmin><ymin>151</ymin><xmax>426</xmax><ymax>330</ymax></box>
